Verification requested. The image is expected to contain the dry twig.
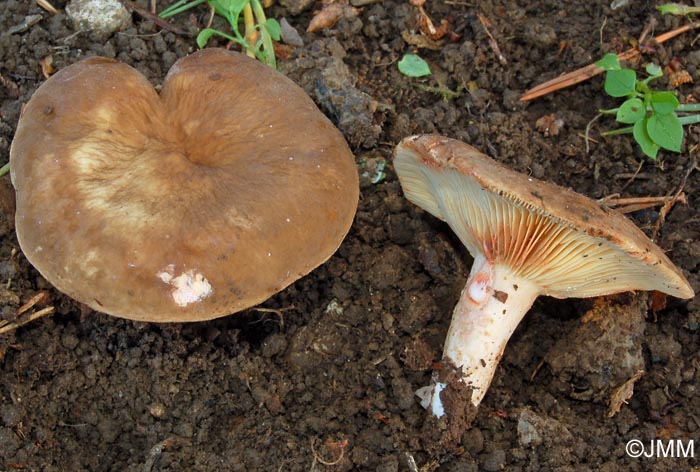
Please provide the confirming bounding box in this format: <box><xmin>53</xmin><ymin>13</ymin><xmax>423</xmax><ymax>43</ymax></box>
<box><xmin>310</xmin><ymin>437</ymin><xmax>347</xmax><ymax>468</ymax></box>
<box><xmin>250</xmin><ymin>305</ymin><xmax>295</xmax><ymax>329</ymax></box>
<box><xmin>17</xmin><ymin>291</ymin><xmax>50</xmax><ymax>316</ymax></box>
<box><xmin>598</xmin><ymin>193</ymin><xmax>687</xmax><ymax>214</ymax></box>
<box><xmin>617</xmin><ymin>160</ymin><xmax>645</xmax><ymax>194</ymax></box>
<box><xmin>8</xmin><ymin>15</ymin><xmax>42</xmax><ymax>35</ymax></box>
<box><xmin>0</xmin><ymin>307</ymin><xmax>54</xmax><ymax>335</ymax></box>
<box><xmin>121</xmin><ymin>0</ymin><xmax>191</xmax><ymax>36</ymax></box>
<box><xmin>652</xmin><ymin>155</ymin><xmax>696</xmax><ymax>239</ymax></box>
<box><xmin>0</xmin><ymin>291</ymin><xmax>53</xmax><ymax>335</ymax></box>
<box><xmin>36</xmin><ymin>0</ymin><xmax>58</xmax><ymax>14</ymax></box>
<box><xmin>477</xmin><ymin>13</ymin><xmax>506</xmax><ymax>65</ymax></box>
<box><xmin>520</xmin><ymin>22</ymin><xmax>700</xmax><ymax>101</ymax></box>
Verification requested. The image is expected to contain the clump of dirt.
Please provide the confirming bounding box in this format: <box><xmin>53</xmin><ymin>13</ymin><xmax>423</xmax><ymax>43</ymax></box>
<box><xmin>545</xmin><ymin>293</ymin><xmax>647</xmax><ymax>403</ymax></box>
<box><xmin>419</xmin><ymin>360</ymin><xmax>478</xmax><ymax>456</ymax></box>
<box><xmin>1</xmin><ymin>0</ymin><xmax>699</xmax><ymax>470</ymax></box>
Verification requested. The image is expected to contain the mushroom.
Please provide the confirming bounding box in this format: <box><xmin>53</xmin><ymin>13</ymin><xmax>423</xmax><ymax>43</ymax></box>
<box><xmin>393</xmin><ymin>134</ymin><xmax>694</xmax><ymax>420</ymax></box>
<box><xmin>10</xmin><ymin>49</ymin><xmax>359</xmax><ymax>322</ymax></box>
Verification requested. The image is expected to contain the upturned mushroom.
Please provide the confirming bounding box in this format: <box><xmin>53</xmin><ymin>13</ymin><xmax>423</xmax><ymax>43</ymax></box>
<box><xmin>10</xmin><ymin>49</ymin><xmax>359</xmax><ymax>322</ymax></box>
<box><xmin>393</xmin><ymin>134</ymin><xmax>694</xmax><ymax>420</ymax></box>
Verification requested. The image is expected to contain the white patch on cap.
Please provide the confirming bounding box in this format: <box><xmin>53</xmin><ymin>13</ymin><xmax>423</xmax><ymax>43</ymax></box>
<box><xmin>157</xmin><ymin>265</ymin><xmax>212</xmax><ymax>307</ymax></box>
<box><xmin>81</xmin><ymin>250</ymin><xmax>100</xmax><ymax>277</ymax></box>
<box><xmin>157</xmin><ymin>264</ymin><xmax>175</xmax><ymax>283</ymax></box>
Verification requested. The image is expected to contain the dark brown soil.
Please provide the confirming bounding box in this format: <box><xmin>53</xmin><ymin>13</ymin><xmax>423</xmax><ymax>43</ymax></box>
<box><xmin>1</xmin><ymin>1</ymin><xmax>699</xmax><ymax>471</ymax></box>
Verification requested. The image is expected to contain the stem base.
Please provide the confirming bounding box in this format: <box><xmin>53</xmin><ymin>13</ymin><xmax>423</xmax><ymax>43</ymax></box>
<box><xmin>420</xmin><ymin>256</ymin><xmax>540</xmax><ymax>419</ymax></box>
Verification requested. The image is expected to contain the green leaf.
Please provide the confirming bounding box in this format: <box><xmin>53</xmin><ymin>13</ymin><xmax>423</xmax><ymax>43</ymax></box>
<box><xmin>616</xmin><ymin>98</ymin><xmax>645</xmax><ymax>124</ymax></box>
<box><xmin>657</xmin><ymin>3</ymin><xmax>692</xmax><ymax>15</ymax></box>
<box><xmin>209</xmin><ymin>0</ymin><xmax>249</xmax><ymax>15</ymax></box>
<box><xmin>647</xmin><ymin>113</ymin><xmax>683</xmax><ymax>152</ymax></box>
<box><xmin>398</xmin><ymin>54</ymin><xmax>431</xmax><ymax>78</ymax></box>
<box><xmin>209</xmin><ymin>0</ymin><xmax>249</xmax><ymax>33</ymax></box>
<box><xmin>595</xmin><ymin>53</ymin><xmax>621</xmax><ymax>71</ymax></box>
<box><xmin>263</xmin><ymin>18</ymin><xmax>281</xmax><ymax>41</ymax></box>
<box><xmin>633</xmin><ymin>118</ymin><xmax>660</xmax><ymax>159</ymax></box>
<box><xmin>650</xmin><ymin>91</ymin><xmax>679</xmax><ymax>115</ymax></box>
<box><xmin>645</xmin><ymin>63</ymin><xmax>663</xmax><ymax>79</ymax></box>
<box><xmin>604</xmin><ymin>69</ymin><xmax>636</xmax><ymax>97</ymax></box>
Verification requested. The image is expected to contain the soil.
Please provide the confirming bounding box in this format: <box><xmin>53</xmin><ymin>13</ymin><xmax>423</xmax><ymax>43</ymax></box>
<box><xmin>1</xmin><ymin>0</ymin><xmax>699</xmax><ymax>471</ymax></box>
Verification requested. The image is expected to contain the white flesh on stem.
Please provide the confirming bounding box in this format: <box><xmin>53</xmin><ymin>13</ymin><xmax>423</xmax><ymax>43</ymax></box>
<box><xmin>423</xmin><ymin>253</ymin><xmax>540</xmax><ymax>417</ymax></box>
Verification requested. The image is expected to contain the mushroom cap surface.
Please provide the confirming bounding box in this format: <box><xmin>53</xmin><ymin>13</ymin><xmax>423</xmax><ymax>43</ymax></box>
<box><xmin>10</xmin><ymin>49</ymin><xmax>359</xmax><ymax>322</ymax></box>
<box><xmin>394</xmin><ymin>134</ymin><xmax>694</xmax><ymax>299</ymax></box>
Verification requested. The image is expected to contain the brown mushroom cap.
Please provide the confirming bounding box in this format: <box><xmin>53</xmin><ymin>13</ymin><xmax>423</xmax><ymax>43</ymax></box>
<box><xmin>10</xmin><ymin>49</ymin><xmax>359</xmax><ymax>322</ymax></box>
<box><xmin>394</xmin><ymin>134</ymin><xmax>694</xmax><ymax>299</ymax></box>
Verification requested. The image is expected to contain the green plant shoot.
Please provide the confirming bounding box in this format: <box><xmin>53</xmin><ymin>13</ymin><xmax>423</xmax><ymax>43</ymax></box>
<box><xmin>594</xmin><ymin>53</ymin><xmax>700</xmax><ymax>159</ymax></box>
<box><xmin>160</xmin><ymin>0</ymin><xmax>280</xmax><ymax>68</ymax></box>
<box><xmin>657</xmin><ymin>3</ymin><xmax>700</xmax><ymax>16</ymax></box>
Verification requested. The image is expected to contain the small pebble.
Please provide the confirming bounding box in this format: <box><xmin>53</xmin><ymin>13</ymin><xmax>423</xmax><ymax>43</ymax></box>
<box><xmin>66</xmin><ymin>0</ymin><xmax>131</xmax><ymax>36</ymax></box>
<box><xmin>280</xmin><ymin>18</ymin><xmax>304</xmax><ymax>47</ymax></box>
<box><xmin>148</xmin><ymin>403</ymin><xmax>166</xmax><ymax>419</ymax></box>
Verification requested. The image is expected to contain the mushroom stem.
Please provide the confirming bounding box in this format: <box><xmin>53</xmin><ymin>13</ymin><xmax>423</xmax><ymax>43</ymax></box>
<box><xmin>421</xmin><ymin>254</ymin><xmax>540</xmax><ymax>416</ymax></box>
